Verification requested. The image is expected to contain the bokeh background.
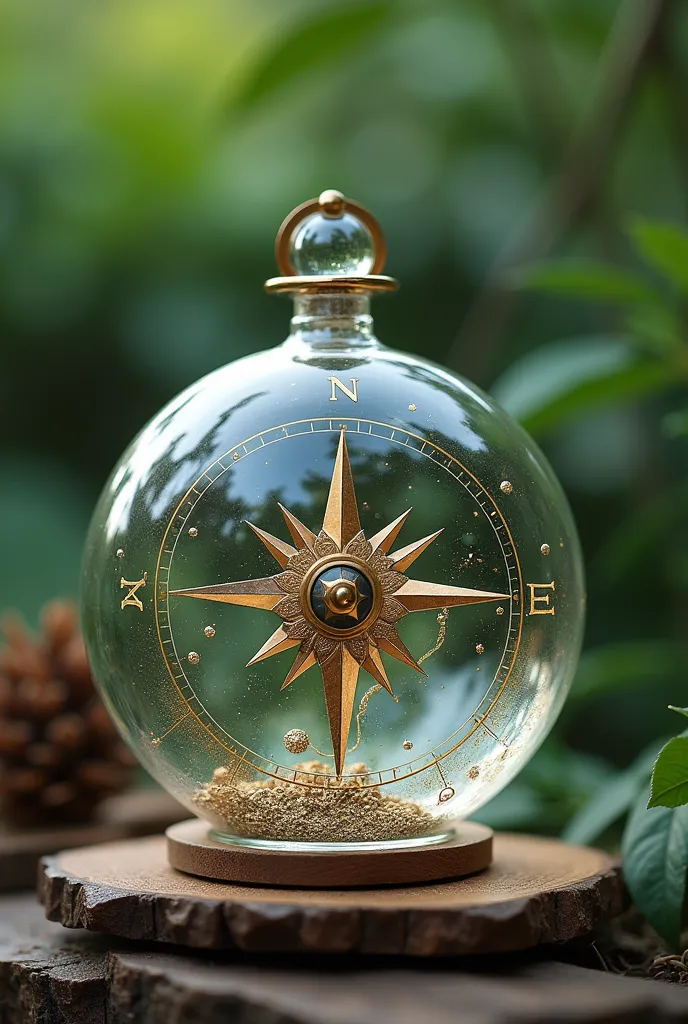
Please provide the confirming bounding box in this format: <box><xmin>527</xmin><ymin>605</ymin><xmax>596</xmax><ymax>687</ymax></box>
<box><xmin>2</xmin><ymin>0</ymin><xmax>686</xmax><ymax>837</ymax></box>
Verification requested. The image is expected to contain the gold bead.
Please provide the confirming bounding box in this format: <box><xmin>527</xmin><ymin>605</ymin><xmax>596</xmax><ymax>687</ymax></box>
<box><xmin>318</xmin><ymin>189</ymin><xmax>346</xmax><ymax>218</ymax></box>
<box><xmin>333</xmin><ymin>583</ymin><xmax>355</xmax><ymax>609</ymax></box>
<box><xmin>284</xmin><ymin>728</ymin><xmax>310</xmax><ymax>754</ymax></box>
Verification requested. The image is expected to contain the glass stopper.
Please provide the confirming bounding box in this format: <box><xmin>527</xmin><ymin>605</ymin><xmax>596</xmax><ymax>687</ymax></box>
<box><xmin>291</xmin><ymin>210</ymin><xmax>375</xmax><ymax>277</ymax></box>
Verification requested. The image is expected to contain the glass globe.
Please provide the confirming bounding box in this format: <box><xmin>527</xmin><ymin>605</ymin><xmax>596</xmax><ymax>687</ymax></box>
<box><xmin>291</xmin><ymin>211</ymin><xmax>375</xmax><ymax>276</ymax></box>
<box><xmin>82</xmin><ymin>192</ymin><xmax>584</xmax><ymax>852</ymax></box>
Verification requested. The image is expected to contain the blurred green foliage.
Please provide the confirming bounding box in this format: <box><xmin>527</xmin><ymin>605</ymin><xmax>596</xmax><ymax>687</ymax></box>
<box><xmin>2</xmin><ymin>0</ymin><xmax>688</xmax><ymax>874</ymax></box>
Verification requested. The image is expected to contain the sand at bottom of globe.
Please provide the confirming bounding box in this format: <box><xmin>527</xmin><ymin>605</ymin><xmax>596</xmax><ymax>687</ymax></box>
<box><xmin>194</xmin><ymin>760</ymin><xmax>438</xmax><ymax>843</ymax></box>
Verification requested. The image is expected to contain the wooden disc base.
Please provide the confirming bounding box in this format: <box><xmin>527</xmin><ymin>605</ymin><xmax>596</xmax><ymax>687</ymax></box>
<box><xmin>167</xmin><ymin>818</ymin><xmax>493</xmax><ymax>888</ymax></box>
<box><xmin>39</xmin><ymin>831</ymin><xmax>624</xmax><ymax>956</ymax></box>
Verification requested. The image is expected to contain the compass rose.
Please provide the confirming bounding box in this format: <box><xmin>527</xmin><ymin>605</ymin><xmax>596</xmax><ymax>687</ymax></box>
<box><xmin>172</xmin><ymin>429</ymin><xmax>508</xmax><ymax>775</ymax></box>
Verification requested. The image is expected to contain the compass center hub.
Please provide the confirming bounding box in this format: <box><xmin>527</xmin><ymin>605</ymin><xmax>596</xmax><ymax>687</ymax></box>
<box><xmin>309</xmin><ymin>564</ymin><xmax>374</xmax><ymax>630</ymax></box>
<box><xmin>329</xmin><ymin>581</ymin><xmax>357</xmax><ymax>612</ymax></box>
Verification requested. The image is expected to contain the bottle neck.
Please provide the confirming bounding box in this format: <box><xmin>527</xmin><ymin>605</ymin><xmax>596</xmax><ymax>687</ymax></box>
<box><xmin>284</xmin><ymin>293</ymin><xmax>379</xmax><ymax>353</ymax></box>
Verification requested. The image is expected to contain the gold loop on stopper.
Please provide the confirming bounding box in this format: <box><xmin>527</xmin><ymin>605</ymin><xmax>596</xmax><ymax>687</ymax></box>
<box><xmin>274</xmin><ymin>190</ymin><xmax>388</xmax><ymax>277</ymax></box>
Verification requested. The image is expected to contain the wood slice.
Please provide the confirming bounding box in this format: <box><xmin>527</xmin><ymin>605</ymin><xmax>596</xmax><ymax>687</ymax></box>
<box><xmin>0</xmin><ymin>892</ymin><xmax>113</xmax><ymax>1024</ymax></box>
<box><xmin>4</xmin><ymin>893</ymin><xmax>688</xmax><ymax>1024</ymax></box>
<box><xmin>167</xmin><ymin>818</ymin><xmax>493</xmax><ymax>887</ymax></box>
<box><xmin>39</xmin><ymin>832</ymin><xmax>625</xmax><ymax>956</ymax></box>
<box><xmin>107</xmin><ymin>957</ymin><xmax>688</xmax><ymax>1024</ymax></box>
<box><xmin>0</xmin><ymin>789</ymin><xmax>184</xmax><ymax>892</ymax></box>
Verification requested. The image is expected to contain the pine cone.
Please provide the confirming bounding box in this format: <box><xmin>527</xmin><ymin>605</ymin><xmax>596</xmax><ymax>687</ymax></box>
<box><xmin>0</xmin><ymin>600</ymin><xmax>137</xmax><ymax>828</ymax></box>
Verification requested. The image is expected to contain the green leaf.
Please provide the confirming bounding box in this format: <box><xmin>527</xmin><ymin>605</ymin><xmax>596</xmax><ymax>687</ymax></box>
<box><xmin>228</xmin><ymin>2</ymin><xmax>394</xmax><ymax>115</ymax></box>
<box><xmin>565</xmin><ymin>641</ymin><xmax>686</xmax><ymax>710</ymax></box>
<box><xmin>622</xmin><ymin>789</ymin><xmax>688</xmax><ymax>947</ymax></box>
<box><xmin>592</xmin><ymin>483</ymin><xmax>688</xmax><ymax>586</ymax></box>
<box><xmin>563</xmin><ymin>743</ymin><xmax>659</xmax><ymax>846</ymax></box>
<box><xmin>514</xmin><ymin>259</ymin><xmax>659</xmax><ymax>305</ymax></box>
<box><xmin>663</xmin><ymin>410</ymin><xmax>688</xmax><ymax>439</ymax></box>
<box><xmin>626</xmin><ymin>304</ymin><xmax>683</xmax><ymax>354</ymax></box>
<box><xmin>649</xmin><ymin>735</ymin><xmax>688</xmax><ymax>809</ymax></box>
<box><xmin>490</xmin><ymin>337</ymin><xmax>674</xmax><ymax>436</ymax></box>
<box><xmin>472</xmin><ymin>782</ymin><xmax>542</xmax><ymax>831</ymax></box>
<box><xmin>478</xmin><ymin>741</ymin><xmax>617</xmax><ymax>836</ymax></box>
<box><xmin>670</xmin><ymin>706</ymin><xmax>688</xmax><ymax>719</ymax></box>
<box><xmin>629</xmin><ymin>217</ymin><xmax>688</xmax><ymax>293</ymax></box>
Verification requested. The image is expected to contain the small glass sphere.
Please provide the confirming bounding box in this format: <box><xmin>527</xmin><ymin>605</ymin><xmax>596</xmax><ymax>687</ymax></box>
<box><xmin>291</xmin><ymin>212</ymin><xmax>374</xmax><ymax>276</ymax></box>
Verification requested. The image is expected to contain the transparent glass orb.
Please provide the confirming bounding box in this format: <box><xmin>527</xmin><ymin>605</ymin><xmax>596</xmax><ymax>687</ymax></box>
<box><xmin>82</xmin><ymin>296</ymin><xmax>584</xmax><ymax>851</ymax></box>
<box><xmin>291</xmin><ymin>212</ymin><xmax>375</xmax><ymax>276</ymax></box>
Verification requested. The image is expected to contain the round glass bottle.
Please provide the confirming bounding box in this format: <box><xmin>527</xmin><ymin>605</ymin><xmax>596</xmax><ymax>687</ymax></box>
<box><xmin>82</xmin><ymin>190</ymin><xmax>585</xmax><ymax>850</ymax></box>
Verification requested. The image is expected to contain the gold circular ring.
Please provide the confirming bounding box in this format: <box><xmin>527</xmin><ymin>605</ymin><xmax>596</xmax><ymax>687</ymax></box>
<box><xmin>264</xmin><ymin>274</ymin><xmax>398</xmax><ymax>295</ymax></box>
<box><xmin>275</xmin><ymin>192</ymin><xmax>387</xmax><ymax>277</ymax></box>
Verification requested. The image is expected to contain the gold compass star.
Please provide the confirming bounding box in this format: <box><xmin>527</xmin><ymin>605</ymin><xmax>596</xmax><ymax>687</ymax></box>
<box><xmin>171</xmin><ymin>429</ymin><xmax>508</xmax><ymax>776</ymax></box>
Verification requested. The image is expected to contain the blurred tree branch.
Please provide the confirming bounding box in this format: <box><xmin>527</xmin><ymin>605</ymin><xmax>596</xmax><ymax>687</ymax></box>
<box><xmin>653</xmin><ymin>18</ymin><xmax>688</xmax><ymax>202</ymax></box>
<box><xmin>488</xmin><ymin>0</ymin><xmax>571</xmax><ymax>165</ymax></box>
<box><xmin>448</xmin><ymin>0</ymin><xmax>669</xmax><ymax>384</ymax></box>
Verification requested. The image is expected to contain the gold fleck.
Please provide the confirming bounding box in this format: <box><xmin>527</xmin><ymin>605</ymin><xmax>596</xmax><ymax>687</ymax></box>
<box><xmin>473</xmin><ymin>511</ymin><xmax>479</xmax><ymax>517</ymax></box>
<box><xmin>438</xmin><ymin>786</ymin><xmax>455</xmax><ymax>803</ymax></box>
<box><xmin>408</xmin><ymin>404</ymin><xmax>417</xmax><ymax>412</ymax></box>
<box><xmin>233</xmin><ymin>452</ymin><xmax>240</xmax><ymax>461</ymax></box>
<box><xmin>541</xmin><ymin>543</ymin><xmax>551</xmax><ymax>556</ymax></box>
<box><xmin>151</xmin><ymin>737</ymin><xmax>161</xmax><ymax>748</ymax></box>
<box><xmin>468</xmin><ymin>766</ymin><xmax>480</xmax><ymax>780</ymax></box>
<box><xmin>188</xmin><ymin>527</ymin><xmax>198</xmax><ymax>538</ymax></box>
<box><xmin>403</xmin><ymin>739</ymin><xmax>413</xmax><ymax>751</ymax></box>
<box><xmin>116</xmin><ymin>548</ymin><xmax>125</xmax><ymax>558</ymax></box>
<box><xmin>284</xmin><ymin>729</ymin><xmax>310</xmax><ymax>754</ymax></box>
<box><xmin>496</xmin><ymin>606</ymin><xmax>504</xmax><ymax>616</ymax></box>
<box><xmin>476</xmin><ymin>645</ymin><xmax>485</xmax><ymax>659</ymax></box>
<box><xmin>204</xmin><ymin>626</ymin><xmax>216</xmax><ymax>638</ymax></box>
<box><xmin>500</xmin><ymin>480</ymin><xmax>513</xmax><ymax>494</ymax></box>
<box><xmin>188</xmin><ymin>651</ymin><xmax>200</xmax><ymax>665</ymax></box>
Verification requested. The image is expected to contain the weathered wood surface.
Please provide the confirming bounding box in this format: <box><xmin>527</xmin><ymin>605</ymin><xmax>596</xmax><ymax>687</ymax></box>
<box><xmin>39</xmin><ymin>832</ymin><xmax>625</xmax><ymax>955</ymax></box>
<box><xmin>108</xmin><ymin>956</ymin><xmax>688</xmax><ymax>1024</ymax></box>
<box><xmin>0</xmin><ymin>892</ymin><xmax>112</xmax><ymax>1024</ymax></box>
<box><xmin>0</xmin><ymin>789</ymin><xmax>185</xmax><ymax>891</ymax></box>
<box><xmin>2</xmin><ymin>894</ymin><xmax>688</xmax><ymax>1024</ymax></box>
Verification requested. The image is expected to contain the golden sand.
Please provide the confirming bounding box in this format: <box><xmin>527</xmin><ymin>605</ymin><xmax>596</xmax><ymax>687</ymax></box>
<box><xmin>194</xmin><ymin>760</ymin><xmax>435</xmax><ymax>843</ymax></box>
